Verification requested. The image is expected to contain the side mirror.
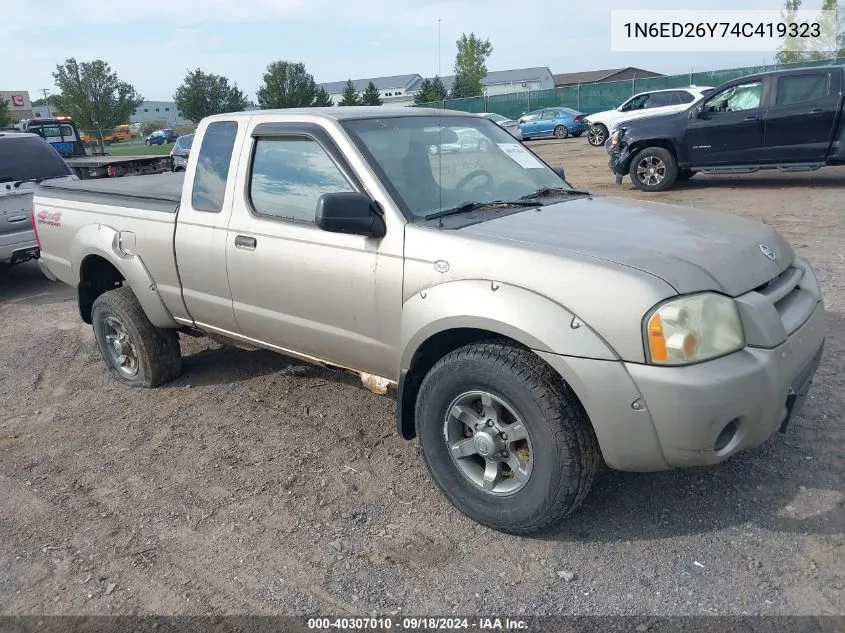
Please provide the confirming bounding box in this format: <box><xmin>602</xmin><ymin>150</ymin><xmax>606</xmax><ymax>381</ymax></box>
<box><xmin>315</xmin><ymin>192</ymin><xmax>386</xmax><ymax>238</ymax></box>
<box><xmin>552</xmin><ymin>166</ymin><xmax>566</xmax><ymax>180</ymax></box>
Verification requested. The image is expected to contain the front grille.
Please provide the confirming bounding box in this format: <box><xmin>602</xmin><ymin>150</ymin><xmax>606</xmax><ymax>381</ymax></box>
<box><xmin>755</xmin><ymin>263</ymin><xmax>817</xmax><ymax>335</ymax></box>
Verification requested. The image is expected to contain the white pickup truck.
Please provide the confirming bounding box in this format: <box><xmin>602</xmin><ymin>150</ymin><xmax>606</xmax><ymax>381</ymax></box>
<box><xmin>33</xmin><ymin>107</ymin><xmax>826</xmax><ymax>534</ymax></box>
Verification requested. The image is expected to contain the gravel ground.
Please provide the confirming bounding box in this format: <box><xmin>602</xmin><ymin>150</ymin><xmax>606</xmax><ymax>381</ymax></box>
<box><xmin>0</xmin><ymin>139</ymin><xmax>842</xmax><ymax>617</ymax></box>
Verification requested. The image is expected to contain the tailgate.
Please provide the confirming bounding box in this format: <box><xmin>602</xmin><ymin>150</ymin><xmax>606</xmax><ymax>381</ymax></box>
<box><xmin>0</xmin><ymin>190</ymin><xmax>33</xmax><ymax>235</ymax></box>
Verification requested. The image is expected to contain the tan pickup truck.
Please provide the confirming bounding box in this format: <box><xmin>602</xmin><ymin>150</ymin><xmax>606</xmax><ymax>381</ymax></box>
<box><xmin>33</xmin><ymin>107</ymin><xmax>826</xmax><ymax>534</ymax></box>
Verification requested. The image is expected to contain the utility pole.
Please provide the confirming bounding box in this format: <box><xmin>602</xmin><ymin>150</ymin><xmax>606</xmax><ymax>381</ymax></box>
<box><xmin>438</xmin><ymin>19</ymin><xmax>442</xmax><ymax>77</ymax></box>
<box><xmin>42</xmin><ymin>89</ymin><xmax>53</xmax><ymax>117</ymax></box>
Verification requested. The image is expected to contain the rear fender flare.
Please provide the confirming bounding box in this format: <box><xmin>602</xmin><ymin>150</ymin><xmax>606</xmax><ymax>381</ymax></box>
<box><xmin>71</xmin><ymin>223</ymin><xmax>178</xmax><ymax>328</ymax></box>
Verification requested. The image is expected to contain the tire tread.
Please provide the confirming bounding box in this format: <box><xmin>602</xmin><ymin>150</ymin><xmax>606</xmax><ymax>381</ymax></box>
<box><xmin>418</xmin><ymin>340</ymin><xmax>600</xmax><ymax>535</ymax></box>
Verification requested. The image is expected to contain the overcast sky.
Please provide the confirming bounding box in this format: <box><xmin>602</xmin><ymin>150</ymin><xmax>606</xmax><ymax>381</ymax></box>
<box><xmin>3</xmin><ymin>0</ymin><xmax>825</xmax><ymax>102</ymax></box>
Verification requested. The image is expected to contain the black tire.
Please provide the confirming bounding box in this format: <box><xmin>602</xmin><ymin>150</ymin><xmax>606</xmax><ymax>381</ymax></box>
<box><xmin>587</xmin><ymin>124</ymin><xmax>608</xmax><ymax>147</ymax></box>
<box><xmin>677</xmin><ymin>169</ymin><xmax>696</xmax><ymax>181</ymax></box>
<box><xmin>553</xmin><ymin>125</ymin><xmax>569</xmax><ymax>139</ymax></box>
<box><xmin>628</xmin><ymin>147</ymin><xmax>678</xmax><ymax>192</ymax></box>
<box><xmin>415</xmin><ymin>340</ymin><xmax>600</xmax><ymax>534</ymax></box>
<box><xmin>572</xmin><ymin>131</ymin><xmax>583</xmax><ymax>137</ymax></box>
<box><xmin>91</xmin><ymin>286</ymin><xmax>182</xmax><ymax>387</ymax></box>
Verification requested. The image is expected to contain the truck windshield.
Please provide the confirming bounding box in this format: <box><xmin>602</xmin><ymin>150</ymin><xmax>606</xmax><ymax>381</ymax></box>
<box><xmin>0</xmin><ymin>135</ymin><xmax>73</xmax><ymax>182</ymax></box>
<box><xmin>342</xmin><ymin>115</ymin><xmax>571</xmax><ymax>220</ymax></box>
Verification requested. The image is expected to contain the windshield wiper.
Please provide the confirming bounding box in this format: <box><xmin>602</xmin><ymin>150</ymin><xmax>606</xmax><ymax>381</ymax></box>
<box><xmin>423</xmin><ymin>200</ymin><xmax>541</xmax><ymax>222</ymax></box>
<box><xmin>12</xmin><ymin>177</ymin><xmax>46</xmax><ymax>188</ymax></box>
<box><xmin>518</xmin><ymin>187</ymin><xmax>591</xmax><ymax>200</ymax></box>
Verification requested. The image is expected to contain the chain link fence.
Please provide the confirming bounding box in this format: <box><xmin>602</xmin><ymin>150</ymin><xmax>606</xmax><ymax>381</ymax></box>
<box><xmin>415</xmin><ymin>57</ymin><xmax>845</xmax><ymax>120</ymax></box>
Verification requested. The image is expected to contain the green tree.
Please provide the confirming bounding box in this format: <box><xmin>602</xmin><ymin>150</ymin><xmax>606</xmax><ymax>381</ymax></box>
<box><xmin>361</xmin><ymin>81</ymin><xmax>383</xmax><ymax>106</ymax></box>
<box><xmin>0</xmin><ymin>99</ymin><xmax>10</xmax><ymax>126</ymax></box>
<box><xmin>777</xmin><ymin>0</ymin><xmax>844</xmax><ymax>62</ymax></box>
<box><xmin>452</xmin><ymin>32</ymin><xmax>493</xmax><ymax>98</ymax></box>
<box><xmin>432</xmin><ymin>76</ymin><xmax>449</xmax><ymax>100</ymax></box>
<box><xmin>413</xmin><ymin>78</ymin><xmax>438</xmax><ymax>104</ymax></box>
<box><xmin>313</xmin><ymin>86</ymin><xmax>334</xmax><ymax>107</ymax></box>
<box><xmin>338</xmin><ymin>80</ymin><xmax>361</xmax><ymax>106</ymax></box>
<box><xmin>52</xmin><ymin>58</ymin><xmax>144</xmax><ymax>129</ymax></box>
<box><xmin>448</xmin><ymin>73</ymin><xmax>474</xmax><ymax>99</ymax></box>
<box><xmin>173</xmin><ymin>68</ymin><xmax>249</xmax><ymax>123</ymax></box>
<box><xmin>256</xmin><ymin>60</ymin><xmax>328</xmax><ymax>108</ymax></box>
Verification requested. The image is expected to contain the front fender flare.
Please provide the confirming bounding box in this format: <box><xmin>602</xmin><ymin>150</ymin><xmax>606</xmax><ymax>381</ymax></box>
<box><xmin>399</xmin><ymin>280</ymin><xmax>616</xmax><ymax>373</ymax></box>
<box><xmin>71</xmin><ymin>223</ymin><xmax>178</xmax><ymax>328</ymax></box>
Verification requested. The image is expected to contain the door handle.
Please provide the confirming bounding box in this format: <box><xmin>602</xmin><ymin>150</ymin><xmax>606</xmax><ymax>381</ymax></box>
<box><xmin>234</xmin><ymin>235</ymin><xmax>257</xmax><ymax>250</ymax></box>
<box><xmin>808</xmin><ymin>109</ymin><xmax>824</xmax><ymax>115</ymax></box>
<box><xmin>742</xmin><ymin>115</ymin><xmax>760</xmax><ymax>122</ymax></box>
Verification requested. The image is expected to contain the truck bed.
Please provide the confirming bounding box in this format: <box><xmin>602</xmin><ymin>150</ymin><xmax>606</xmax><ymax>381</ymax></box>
<box><xmin>37</xmin><ymin>172</ymin><xmax>184</xmax><ymax>213</ymax></box>
<box><xmin>66</xmin><ymin>155</ymin><xmax>171</xmax><ymax>168</ymax></box>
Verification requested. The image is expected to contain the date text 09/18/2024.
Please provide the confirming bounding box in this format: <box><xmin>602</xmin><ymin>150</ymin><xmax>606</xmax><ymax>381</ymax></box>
<box><xmin>306</xmin><ymin>617</ymin><xmax>529</xmax><ymax>630</ymax></box>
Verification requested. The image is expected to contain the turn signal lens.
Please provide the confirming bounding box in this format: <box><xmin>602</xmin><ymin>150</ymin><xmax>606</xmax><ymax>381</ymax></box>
<box><xmin>644</xmin><ymin>293</ymin><xmax>744</xmax><ymax>365</ymax></box>
<box><xmin>647</xmin><ymin>313</ymin><xmax>668</xmax><ymax>362</ymax></box>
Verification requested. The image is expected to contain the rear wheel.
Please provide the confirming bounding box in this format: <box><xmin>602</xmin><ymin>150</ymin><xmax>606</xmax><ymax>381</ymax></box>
<box><xmin>553</xmin><ymin>125</ymin><xmax>569</xmax><ymax>139</ymax></box>
<box><xmin>629</xmin><ymin>147</ymin><xmax>678</xmax><ymax>192</ymax></box>
<box><xmin>587</xmin><ymin>124</ymin><xmax>608</xmax><ymax>147</ymax></box>
<box><xmin>91</xmin><ymin>286</ymin><xmax>182</xmax><ymax>387</ymax></box>
<box><xmin>415</xmin><ymin>341</ymin><xmax>600</xmax><ymax>534</ymax></box>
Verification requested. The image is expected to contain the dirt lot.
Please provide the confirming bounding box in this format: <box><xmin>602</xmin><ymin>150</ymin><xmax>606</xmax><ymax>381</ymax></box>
<box><xmin>1</xmin><ymin>139</ymin><xmax>843</xmax><ymax>617</ymax></box>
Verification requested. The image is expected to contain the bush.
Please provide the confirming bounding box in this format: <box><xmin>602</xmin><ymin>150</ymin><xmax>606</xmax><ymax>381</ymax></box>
<box><xmin>139</xmin><ymin>120</ymin><xmax>167</xmax><ymax>138</ymax></box>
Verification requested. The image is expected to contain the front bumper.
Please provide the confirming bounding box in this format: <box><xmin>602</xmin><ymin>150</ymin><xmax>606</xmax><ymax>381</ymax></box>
<box><xmin>538</xmin><ymin>300</ymin><xmax>826</xmax><ymax>471</ymax></box>
<box><xmin>607</xmin><ymin>142</ymin><xmax>632</xmax><ymax>178</ymax></box>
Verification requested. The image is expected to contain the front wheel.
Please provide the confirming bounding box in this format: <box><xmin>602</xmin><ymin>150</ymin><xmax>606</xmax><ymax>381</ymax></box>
<box><xmin>587</xmin><ymin>124</ymin><xmax>608</xmax><ymax>146</ymax></box>
<box><xmin>629</xmin><ymin>147</ymin><xmax>679</xmax><ymax>192</ymax></box>
<box><xmin>91</xmin><ymin>286</ymin><xmax>182</xmax><ymax>387</ymax></box>
<box><xmin>553</xmin><ymin>125</ymin><xmax>569</xmax><ymax>139</ymax></box>
<box><xmin>415</xmin><ymin>341</ymin><xmax>600</xmax><ymax>534</ymax></box>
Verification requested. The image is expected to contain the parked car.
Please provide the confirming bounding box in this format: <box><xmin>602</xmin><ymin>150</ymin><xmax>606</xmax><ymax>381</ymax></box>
<box><xmin>427</xmin><ymin>126</ymin><xmax>490</xmax><ymax>154</ymax></box>
<box><xmin>1</xmin><ymin>131</ymin><xmax>74</xmax><ymax>267</ymax></box>
<box><xmin>145</xmin><ymin>129</ymin><xmax>179</xmax><ymax>146</ymax></box>
<box><xmin>586</xmin><ymin>86</ymin><xmax>713</xmax><ymax>147</ymax></box>
<box><xmin>478</xmin><ymin>112</ymin><xmax>522</xmax><ymax>140</ymax></box>
<box><xmin>33</xmin><ymin>107</ymin><xmax>825</xmax><ymax>535</ymax></box>
<box><xmin>607</xmin><ymin>66</ymin><xmax>845</xmax><ymax>191</ymax></box>
<box><xmin>519</xmin><ymin>107</ymin><xmax>588</xmax><ymax>140</ymax></box>
<box><xmin>170</xmin><ymin>133</ymin><xmax>194</xmax><ymax>171</ymax></box>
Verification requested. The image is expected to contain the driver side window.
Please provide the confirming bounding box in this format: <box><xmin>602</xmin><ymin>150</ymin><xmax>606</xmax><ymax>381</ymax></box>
<box><xmin>704</xmin><ymin>81</ymin><xmax>763</xmax><ymax>113</ymax></box>
<box><xmin>622</xmin><ymin>94</ymin><xmax>650</xmax><ymax>111</ymax></box>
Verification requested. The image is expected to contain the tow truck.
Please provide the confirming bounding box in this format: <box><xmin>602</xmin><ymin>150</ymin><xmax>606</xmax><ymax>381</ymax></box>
<box><xmin>19</xmin><ymin>117</ymin><xmax>171</xmax><ymax>179</ymax></box>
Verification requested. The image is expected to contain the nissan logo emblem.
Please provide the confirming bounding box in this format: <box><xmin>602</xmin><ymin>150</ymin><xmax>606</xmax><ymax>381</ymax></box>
<box><xmin>759</xmin><ymin>244</ymin><xmax>776</xmax><ymax>261</ymax></box>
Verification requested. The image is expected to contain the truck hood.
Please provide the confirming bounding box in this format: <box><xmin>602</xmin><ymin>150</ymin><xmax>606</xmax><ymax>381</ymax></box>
<box><xmin>460</xmin><ymin>196</ymin><xmax>792</xmax><ymax>297</ymax></box>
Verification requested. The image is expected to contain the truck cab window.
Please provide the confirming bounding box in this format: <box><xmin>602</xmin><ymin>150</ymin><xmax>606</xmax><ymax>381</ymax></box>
<box><xmin>705</xmin><ymin>82</ymin><xmax>763</xmax><ymax>113</ymax></box>
<box><xmin>249</xmin><ymin>136</ymin><xmax>353</xmax><ymax>222</ymax></box>
<box><xmin>191</xmin><ymin>121</ymin><xmax>238</xmax><ymax>213</ymax></box>
<box><xmin>776</xmin><ymin>74</ymin><xmax>829</xmax><ymax>106</ymax></box>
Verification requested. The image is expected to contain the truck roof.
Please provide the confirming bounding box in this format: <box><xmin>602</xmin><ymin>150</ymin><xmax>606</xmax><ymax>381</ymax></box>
<box><xmin>203</xmin><ymin>106</ymin><xmax>473</xmax><ymax>123</ymax></box>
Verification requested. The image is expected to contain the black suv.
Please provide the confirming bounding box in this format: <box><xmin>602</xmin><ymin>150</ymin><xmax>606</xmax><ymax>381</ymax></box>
<box><xmin>608</xmin><ymin>65</ymin><xmax>845</xmax><ymax>191</ymax></box>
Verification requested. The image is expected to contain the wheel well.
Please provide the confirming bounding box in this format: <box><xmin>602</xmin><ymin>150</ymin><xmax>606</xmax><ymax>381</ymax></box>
<box><xmin>628</xmin><ymin>139</ymin><xmax>677</xmax><ymax>163</ymax></box>
<box><xmin>397</xmin><ymin>328</ymin><xmax>519</xmax><ymax>440</ymax></box>
<box><xmin>78</xmin><ymin>255</ymin><xmax>124</xmax><ymax>323</ymax></box>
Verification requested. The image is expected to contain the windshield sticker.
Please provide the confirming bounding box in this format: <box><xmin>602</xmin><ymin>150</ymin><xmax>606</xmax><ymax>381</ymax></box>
<box><xmin>496</xmin><ymin>143</ymin><xmax>544</xmax><ymax>169</ymax></box>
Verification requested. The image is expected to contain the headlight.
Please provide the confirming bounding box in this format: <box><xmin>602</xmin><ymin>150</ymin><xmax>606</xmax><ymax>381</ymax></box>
<box><xmin>609</xmin><ymin>129</ymin><xmax>623</xmax><ymax>146</ymax></box>
<box><xmin>644</xmin><ymin>293</ymin><xmax>744</xmax><ymax>365</ymax></box>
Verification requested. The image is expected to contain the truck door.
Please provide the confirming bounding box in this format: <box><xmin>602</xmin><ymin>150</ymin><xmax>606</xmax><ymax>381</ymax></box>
<box><xmin>224</xmin><ymin>121</ymin><xmax>401</xmax><ymax>379</ymax></box>
<box><xmin>174</xmin><ymin>119</ymin><xmax>246</xmax><ymax>333</ymax></box>
<box><xmin>763</xmin><ymin>70</ymin><xmax>841</xmax><ymax>163</ymax></box>
<box><xmin>685</xmin><ymin>79</ymin><xmax>767</xmax><ymax>165</ymax></box>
